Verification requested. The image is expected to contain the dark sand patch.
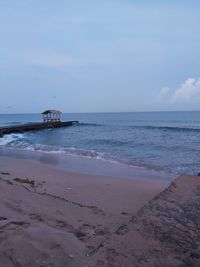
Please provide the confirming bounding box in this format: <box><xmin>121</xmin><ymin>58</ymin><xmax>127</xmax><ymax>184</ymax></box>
<box><xmin>13</xmin><ymin>177</ymin><xmax>35</xmax><ymax>187</ymax></box>
<box><xmin>0</xmin><ymin>172</ymin><xmax>10</xmax><ymax>175</ymax></box>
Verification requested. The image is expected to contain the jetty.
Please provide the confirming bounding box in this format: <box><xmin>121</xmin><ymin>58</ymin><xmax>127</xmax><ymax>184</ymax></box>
<box><xmin>0</xmin><ymin>110</ymin><xmax>79</xmax><ymax>137</ymax></box>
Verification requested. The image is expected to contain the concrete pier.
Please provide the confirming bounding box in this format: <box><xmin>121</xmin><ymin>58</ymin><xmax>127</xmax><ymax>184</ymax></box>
<box><xmin>0</xmin><ymin>121</ymin><xmax>79</xmax><ymax>137</ymax></box>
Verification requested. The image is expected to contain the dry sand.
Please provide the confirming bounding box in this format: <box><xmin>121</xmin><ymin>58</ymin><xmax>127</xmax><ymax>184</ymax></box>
<box><xmin>1</xmin><ymin>156</ymin><xmax>198</xmax><ymax>266</ymax></box>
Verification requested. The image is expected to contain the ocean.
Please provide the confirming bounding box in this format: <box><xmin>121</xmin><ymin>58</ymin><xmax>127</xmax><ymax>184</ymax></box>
<box><xmin>0</xmin><ymin>111</ymin><xmax>200</xmax><ymax>177</ymax></box>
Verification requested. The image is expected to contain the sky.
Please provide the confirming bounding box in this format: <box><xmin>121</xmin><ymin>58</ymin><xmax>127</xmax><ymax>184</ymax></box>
<box><xmin>0</xmin><ymin>0</ymin><xmax>200</xmax><ymax>113</ymax></box>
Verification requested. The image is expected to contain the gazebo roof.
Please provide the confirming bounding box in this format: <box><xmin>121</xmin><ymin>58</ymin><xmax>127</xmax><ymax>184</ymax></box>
<box><xmin>41</xmin><ymin>109</ymin><xmax>62</xmax><ymax>115</ymax></box>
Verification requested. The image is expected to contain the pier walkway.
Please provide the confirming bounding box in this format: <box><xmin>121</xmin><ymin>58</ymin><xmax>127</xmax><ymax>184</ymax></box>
<box><xmin>0</xmin><ymin>121</ymin><xmax>79</xmax><ymax>137</ymax></box>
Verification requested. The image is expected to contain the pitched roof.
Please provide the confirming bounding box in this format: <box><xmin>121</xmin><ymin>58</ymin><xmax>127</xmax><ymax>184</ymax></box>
<box><xmin>41</xmin><ymin>109</ymin><xmax>62</xmax><ymax>115</ymax></box>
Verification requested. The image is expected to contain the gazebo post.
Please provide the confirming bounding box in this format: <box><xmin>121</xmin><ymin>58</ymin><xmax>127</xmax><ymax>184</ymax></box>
<box><xmin>42</xmin><ymin>110</ymin><xmax>62</xmax><ymax>123</ymax></box>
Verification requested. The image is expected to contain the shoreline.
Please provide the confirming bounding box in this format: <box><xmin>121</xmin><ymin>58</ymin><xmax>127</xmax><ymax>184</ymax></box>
<box><xmin>0</xmin><ymin>146</ymin><xmax>174</xmax><ymax>182</ymax></box>
<box><xmin>0</xmin><ymin>155</ymin><xmax>169</xmax><ymax>215</ymax></box>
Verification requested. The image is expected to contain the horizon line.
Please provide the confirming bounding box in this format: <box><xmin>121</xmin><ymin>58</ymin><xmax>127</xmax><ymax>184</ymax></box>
<box><xmin>1</xmin><ymin>110</ymin><xmax>200</xmax><ymax>115</ymax></box>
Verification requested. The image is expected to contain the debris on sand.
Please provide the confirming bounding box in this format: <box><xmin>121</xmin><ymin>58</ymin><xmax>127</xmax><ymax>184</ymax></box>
<box><xmin>13</xmin><ymin>177</ymin><xmax>35</xmax><ymax>187</ymax></box>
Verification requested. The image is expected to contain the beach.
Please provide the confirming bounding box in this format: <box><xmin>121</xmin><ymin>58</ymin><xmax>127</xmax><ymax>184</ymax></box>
<box><xmin>1</xmin><ymin>0</ymin><xmax>199</xmax><ymax>265</ymax></box>
<box><xmin>0</xmin><ymin>111</ymin><xmax>200</xmax><ymax>266</ymax></box>
<box><xmin>0</xmin><ymin>155</ymin><xmax>169</xmax><ymax>267</ymax></box>
<box><xmin>1</xmin><ymin>155</ymin><xmax>200</xmax><ymax>266</ymax></box>
<box><xmin>0</xmin><ymin>112</ymin><xmax>200</xmax><ymax>267</ymax></box>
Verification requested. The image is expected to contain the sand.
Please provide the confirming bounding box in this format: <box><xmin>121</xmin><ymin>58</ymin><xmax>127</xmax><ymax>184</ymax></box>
<box><xmin>90</xmin><ymin>174</ymin><xmax>200</xmax><ymax>267</ymax></box>
<box><xmin>1</xmin><ymin>156</ymin><xmax>198</xmax><ymax>266</ymax></box>
<box><xmin>0</xmin><ymin>156</ymin><xmax>169</xmax><ymax>267</ymax></box>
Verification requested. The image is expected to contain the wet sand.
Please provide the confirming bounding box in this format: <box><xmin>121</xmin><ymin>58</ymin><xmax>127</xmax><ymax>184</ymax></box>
<box><xmin>0</xmin><ymin>156</ymin><xmax>168</xmax><ymax>266</ymax></box>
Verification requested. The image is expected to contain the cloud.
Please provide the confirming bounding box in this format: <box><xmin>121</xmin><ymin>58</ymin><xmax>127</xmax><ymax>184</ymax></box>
<box><xmin>158</xmin><ymin>78</ymin><xmax>200</xmax><ymax>104</ymax></box>
<box><xmin>172</xmin><ymin>78</ymin><xmax>200</xmax><ymax>102</ymax></box>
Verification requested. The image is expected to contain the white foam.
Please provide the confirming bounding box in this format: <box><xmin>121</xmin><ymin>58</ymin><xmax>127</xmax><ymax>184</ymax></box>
<box><xmin>0</xmin><ymin>134</ymin><xmax>24</xmax><ymax>146</ymax></box>
<box><xmin>23</xmin><ymin>144</ymin><xmax>66</xmax><ymax>154</ymax></box>
<box><xmin>0</xmin><ymin>135</ymin><xmax>128</xmax><ymax>169</ymax></box>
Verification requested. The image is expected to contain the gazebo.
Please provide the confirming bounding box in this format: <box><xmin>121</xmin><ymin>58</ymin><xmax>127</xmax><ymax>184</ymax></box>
<box><xmin>41</xmin><ymin>110</ymin><xmax>62</xmax><ymax>123</ymax></box>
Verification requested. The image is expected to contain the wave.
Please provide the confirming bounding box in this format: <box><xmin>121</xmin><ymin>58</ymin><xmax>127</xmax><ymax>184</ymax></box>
<box><xmin>129</xmin><ymin>125</ymin><xmax>200</xmax><ymax>132</ymax></box>
<box><xmin>92</xmin><ymin>139</ymin><xmax>130</xmax><ymax>146</ymax></box>
<box><xmin>78</xmin><ymin>122</ymin><xmax>200</xmax><ymax>132</ymax></box>
<box><xmin>0</xmin><ymin>125</ymin><xmax>199</xmax><ymax>176</ymax></box>
<box><xmin>0</xmin><ymin>135</ymin><xmax>138</xmax><ymax>170</ymax></box>
<box><xmin>78</xmin><ymin>122</ymin><xmax>103</xmax><ymax>127</ymax></box>
<box><xmin>0</xmin><ymin>134</ymin><xmax>107</xmax><ymax>160</ymax></box>
<box><xmin>22</xmin><ymin>144</ymin><xmax>109</xmax><ymax>162</ymax></box>
<box><xmin>0</xmin><ymin>134</ymin><xmax>24</xmax><ymax>146</ymax></box>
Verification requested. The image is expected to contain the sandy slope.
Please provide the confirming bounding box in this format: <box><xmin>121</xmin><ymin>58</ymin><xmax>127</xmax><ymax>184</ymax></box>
<box><xmin>0</xmin><ymin>156</ymin><xmax>169</xmax><ymax>267</ymax></box>
<box><xmin>89</xmin><ymin>175</ymin><xmax>200</xmax><ymax>267</ymax></box>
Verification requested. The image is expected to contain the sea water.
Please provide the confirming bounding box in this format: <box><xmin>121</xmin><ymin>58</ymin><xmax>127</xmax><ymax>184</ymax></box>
<box><xmin>0</xmin><ymin>111</ymin><xmax>200</xmax><ymax>176</ymax></box>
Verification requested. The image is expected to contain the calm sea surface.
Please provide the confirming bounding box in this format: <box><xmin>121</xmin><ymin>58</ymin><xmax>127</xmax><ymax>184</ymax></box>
<box><xmin>0</xmin><ymin>111</ymin><xmax>200</xmax><ymax>176</ymax></box>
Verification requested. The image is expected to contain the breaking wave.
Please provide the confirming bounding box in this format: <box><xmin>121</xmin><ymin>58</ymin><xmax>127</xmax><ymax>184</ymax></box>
<box><xmin>0</xmin><ymin>133</ymin><xmax>108</xmax><ymax>161</ymax></box>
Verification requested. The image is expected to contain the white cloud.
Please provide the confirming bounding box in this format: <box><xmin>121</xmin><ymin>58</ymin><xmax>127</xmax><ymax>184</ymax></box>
<box><xmin>158</xmin><ymin>78</ymin><xmax>200</xmax><ymax>104</ymax></box>
<box><xmin>172</xmin><ymin>78</ymin><xmax>200</xmax><ymax>102</ymax></box>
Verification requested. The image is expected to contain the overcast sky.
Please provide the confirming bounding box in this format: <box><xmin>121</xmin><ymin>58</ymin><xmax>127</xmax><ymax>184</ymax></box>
<box><xmin>0</xmin><ymin>0</ymin><xmax>200</xmax><ymax>113</ymax></box>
